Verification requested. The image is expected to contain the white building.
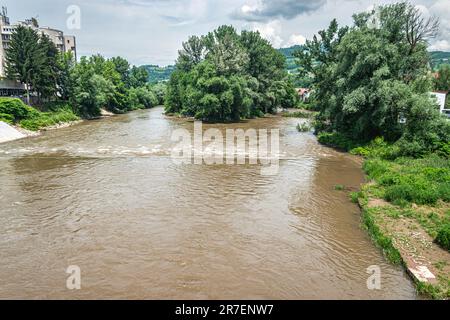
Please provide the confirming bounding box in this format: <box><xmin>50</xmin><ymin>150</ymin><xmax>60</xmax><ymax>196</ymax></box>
<box><xmin>430</xmin><ymin>91</ymin><xmax>449</xmax><ymax>119</ymax></box>
<box><xmin>0</xmin><ymin>7</ymin><xmax>76</xmax><ymax>80</ymax></box>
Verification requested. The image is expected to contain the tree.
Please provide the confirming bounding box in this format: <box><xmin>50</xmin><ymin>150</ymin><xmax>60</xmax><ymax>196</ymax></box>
<box><xmin>35</xmin><ymin>34</ymin><xmax>60</xmax><ymax>101</ymax></box>
<box><xmin>295</xmin><ymin>2</ymin><xmax>447</xmax><ymax>148</ymax></box>
<box><xmin>110</xmin><ymin>56</ymin><xmax>130</xmax><ymax>84</ymax></box>
<box><xmin>57</xmin><ymin>51</ymin><xmax>76</xmax><ymax>101</ymax></box>
<box><xmin>405</xmin><ymin>4</ymin><xmax>439</xmax><ymax>54</ymax></box>
<box><xmin>204</xmin><ymin>25</ymin><xmax>249</xmax><ymax>76</ymax></box>
<box><xmin>176</xmin><ymin>36</ymin><xmax>205</xmax><ymax>72</ymax></box>
<box><xmin>5</xmin><ymin>25</ymin><xmax>44</xmax><ymax>105</ymax></box>
<box><xmin>165</xmin><ymin>25</ymin><xmax>297</xmax><ymax>122</ymax></box>
<box><xmin>128</xmin><ymin>66</ymin><xmax>149</xmax><ymax>88</ymax></box>
<box><xmin>434</xmin><ymin>64</ymin><xmax>450</xmax><ymax>91</ymax></box>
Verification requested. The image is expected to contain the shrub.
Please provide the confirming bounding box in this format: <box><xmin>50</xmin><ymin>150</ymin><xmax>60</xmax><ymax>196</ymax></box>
<box><xmin>0</xmin><ymin>113</ymin><xmax>14</xmax><ymax>124</ymax></box>
<box><xmin>317</xmin><ymin>132</ymin><xmax>361</xmax><ymax>151</ymax></box>
<box><xmin>384</xmin><ymin>183</ymin><xmax>440</xmax><ymax>206</ymax></box>
<box><xmin>19</xmin><ymin>110</ymin><xmax>79</xmax><ymax>131</ymax></box>
<box><xmin>283</xmin><ymin>111</ymin><xmax>315</xmax><ymax>119</ymax></box>
<box><xmin>435</xmin><ymin>223</ymin><xmax>450</xmax><ymax>251</ymax></box>
<box><xmin>0</xmin><ymin>98</ymin><xmax>39</xmax><ymax>122</ymax></box>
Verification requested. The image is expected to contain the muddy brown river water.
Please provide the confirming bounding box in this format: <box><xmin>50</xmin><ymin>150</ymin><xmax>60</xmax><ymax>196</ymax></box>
<box><xmin>0</xmin><ymin>107</ymin><xmax>417</xmax><ymax>299</ymax></box>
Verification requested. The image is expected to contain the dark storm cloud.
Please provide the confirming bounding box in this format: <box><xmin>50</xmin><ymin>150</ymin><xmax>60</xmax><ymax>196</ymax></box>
<box><xmin>231</xmin><ymin>0</ymin><xmax>327</xmax><ymax>22</ymax></box>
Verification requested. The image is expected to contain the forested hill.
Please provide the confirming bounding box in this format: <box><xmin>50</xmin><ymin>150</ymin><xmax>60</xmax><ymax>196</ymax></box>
<box><xmin>278</xmin><ymin>45</ymin><xmax>302</xmax><ymax>74</ymax></box>
<box><xmin>142</xmin><ymin>65</ymin><xmax>175</xmax><ymax>83</ymax></box>
<box><xmin>278</xmin><ymin>45</ymin><xmax>450</xmax><ymax>72</ymax></box>
<box><xmin>430</xmin><ymin>51</ymin><xmax>450</xmax><ymax>70</ymax></box>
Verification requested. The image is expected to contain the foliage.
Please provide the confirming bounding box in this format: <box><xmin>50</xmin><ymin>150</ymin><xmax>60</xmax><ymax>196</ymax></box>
<box><xmin>296</xmin><ymin>2</ymin><xmax>449</xmax><ymax>156</ymax></box>
<box><xmin>0</xmin><ymin>113</ymin><xmax>14</xmax><ymax>124</ymax></box>
<box><xmin>19</xmin><ymin>108</ymin><xmax>79</xmax><ymax>131</ymax></box>
<box><xmin>430</xmin><ymin>51</ymin><xmax>450</xmax><ymax>70</ymax></box>
<box><xmin>283</xmin><ymin>111</ymin><xmax>315</xmax><ymax>119</ymax></box>
<box><xmin>0</xmin><ymin>97</ymin><xmax>78</xmax><ymax>131</ymax></box>
<box><xmin>317</xmin><ymin>132</ymin><xmax>360</xmax><ymax>151</ymax></box>
<box><xmin>165</xmin><ymin>26</ymin><xmax>297</xmax><ymax>122</ymax></box>
<box><xmin>363</xmin><ymin>154</ymin><xmax>450</xmax><ymax>206</ymax></box>
<box><xmin>363</xmin><ymin>207</ymin><xmax>403</xmax><ymax>264</ymax></box>
<box><xmin>435</xmin><ymin>223</ymin><xmax>450</xmax><ymax>251</ymax></box>
<box><xmin>142</xmin><ymin>65</ymin><xmax>175</xmax><ymax>83</ymax></box>
<box><xmin>434</xmin><ymin>64</ymin><xmax>450</xmax><ymax>91</ymax></box>
<box><xmin>0</xmin><ymin>98</ymin><xmax>39</xmax><ymax>122</ymax></box>
<box><xmin>5</xmin><ymin>25</ymin><xmax>45</xmax><ymax>102</ymax></box>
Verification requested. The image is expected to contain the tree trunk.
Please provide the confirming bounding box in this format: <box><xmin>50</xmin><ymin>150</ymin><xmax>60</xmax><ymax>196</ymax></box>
<box><xmin>25</xmin><ymin>83</ymin><xmax>30</xmax><ymax>106</ymax></box>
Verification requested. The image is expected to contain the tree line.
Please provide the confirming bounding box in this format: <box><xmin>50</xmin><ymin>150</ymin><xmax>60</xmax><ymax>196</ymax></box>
<box><xmin>165</xmin><ymin>25</ymin><xmax>298</xmax><ymax>122</ymax></box>
<box><xmin>295</xmin><ymin>2</ymin><xmax>450</xmax><ymax>157</ymax></box>
<box><xmin>5</xmin><ymin>25</ymin><xmax>165</xmax><ymax>118</ymax></box>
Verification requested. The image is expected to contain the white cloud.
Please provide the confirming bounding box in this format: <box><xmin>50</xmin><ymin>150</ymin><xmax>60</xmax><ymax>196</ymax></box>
<box><xmin>252</xmin><ymin>20</ymin><xmax>284</xmax><ymax>48</ymax></box>
<box><xmin>285</xmin><ymin>34</ymin><xmax>306</xmax><ymax>47</ymax></box>
<box><xmin>429</xmin><ymin>39</ymin><xmax>450</xmax><ymax>51</ymax></box>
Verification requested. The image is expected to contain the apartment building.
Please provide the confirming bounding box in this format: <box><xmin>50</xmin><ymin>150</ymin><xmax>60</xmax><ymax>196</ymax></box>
<box><xmin>0</xmin><ymin>7</ymin><xmax>77</xmax><ymax>80</ymax></box>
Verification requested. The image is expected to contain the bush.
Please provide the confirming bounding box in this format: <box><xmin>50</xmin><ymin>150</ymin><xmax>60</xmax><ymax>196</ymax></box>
<box><xmin>0</xmin><ymin>113</ymin><xmax>14</xmax><ymax>124</ymax></box>
<box><xmin>364</xmin><ymin>155</ymin><xmax>450</xmax><ymax>206</ymax></box>
<box><xmin>283</xmin><ymin>111</ymin><xmax>315</xmax><ymax>119</ymax></box>
<box><xmin>350</xmin><ymin>137</ymin><xmax>400</xmax><ymax>160</ymax></box>
<box><xmin>435</xmin><ymin>223</ymin><xmax>450</xmax><ymax>251</ymax></box>
<box><xmin>19</xmin><ymin>109</ymin><xmax>79</xmax><ymax>131</ymax></box>
<box><xmin>318</xmin><ymin>132</ymin><xmax>361</xmax><ymax>151</ymax></box>
<box><xmin>0</xmin><ymin>98</ymin><xmax>39</xmax><ymax>122</ymax></box>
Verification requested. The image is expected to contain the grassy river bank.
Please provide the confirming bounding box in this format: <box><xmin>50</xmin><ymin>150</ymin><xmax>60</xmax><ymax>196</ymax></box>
<box><xmin>318</xmin><ymin>135</ymin><xmax>450</xmax><ymax>299</ymax></box>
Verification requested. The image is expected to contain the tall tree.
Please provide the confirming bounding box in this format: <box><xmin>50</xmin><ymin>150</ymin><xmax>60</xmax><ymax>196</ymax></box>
<box><xmin>35</xmin><ymin>34</ymin><xmax>60</xmax><ymax>101</ymax></box>
<box><xmin>5</xmin><ymin>25</ymin><xmax>44</xmax><ymax>105</ymax></box>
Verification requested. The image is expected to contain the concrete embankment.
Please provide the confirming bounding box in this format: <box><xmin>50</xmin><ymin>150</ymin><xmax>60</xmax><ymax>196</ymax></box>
<box><xmin>0</xmin><ymin>121</ymin><xmax>26</xmax><ymax>144</ymax></box>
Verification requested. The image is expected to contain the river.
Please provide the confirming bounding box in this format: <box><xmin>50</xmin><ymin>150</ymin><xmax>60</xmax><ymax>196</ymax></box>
<box><xmin>0</xmin><ymin>107</ymin><xmax>417</xmax><ymax>299</ymax></box>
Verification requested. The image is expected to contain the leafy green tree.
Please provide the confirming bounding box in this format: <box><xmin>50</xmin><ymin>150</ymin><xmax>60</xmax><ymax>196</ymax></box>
<box><xmin>295</xmin><ymin>2</ymin><xmax>449</xmax><ymax>154</ymax></box>
<box><xmin>176</xmin><ymin>36</ymin><xmax>205</xmax><ymax>72</ymax></box>
<box><xmin>110</xmin><ymin>56</ymin><xmax>130</xmax><ymax>84</ymax></box>
<box><xmin>5</xmin><ymin>25</ymin><xmax>44</xmax><ymax>105</ymax></box>
<box><xmin>57</xmin><ymin>51</ymin><xmax>76</xmax><ymax>101</ymax></box>
<box><xmin>128</xmin><ymin>66</ymin><xmax>149</xmax><ymax>88</ymax></box>
<box><xmin>34</xmin><ymin>34</ymin><xmax>60</xmax><ymax>101</ymax></box>
<box><xmin>165</xmin><ymin>25</ymin><xmax>297</xmax><ymax>121</ymax></box>
<box><xmin>434</xmin><ymin>64</ymin><xmax>450</xmax><ymax>91</ymax></box>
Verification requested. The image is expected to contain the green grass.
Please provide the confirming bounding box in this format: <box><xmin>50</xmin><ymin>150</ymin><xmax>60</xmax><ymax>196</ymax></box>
<box><xmin>283</xmin><ymin>111</ymin><xmax>316</xmax><ymax>119</ymax></box>
<box><xmin>363</xmin><ymin>155</ymin><xmax>450</xmax><ymax>206</ymax></box>
<box><xmin>435</xmin><ymin>223</ymin><xmax>450</xmax><ymax>252</ymax></box>
<box><xmin>362</xmin><ymin>207</ymin><xmax>403</xmax><ymax>265</ymax></box>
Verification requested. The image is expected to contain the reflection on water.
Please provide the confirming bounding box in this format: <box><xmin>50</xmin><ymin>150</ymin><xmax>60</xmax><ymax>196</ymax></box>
<box><xmin>0</xmin><ymin>107</ymin><xmax>417</xmax><ymax>299</ymax></box>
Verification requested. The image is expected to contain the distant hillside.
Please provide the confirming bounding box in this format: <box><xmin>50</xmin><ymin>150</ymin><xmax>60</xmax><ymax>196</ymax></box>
<box><xmin>279</xmin><ymin>46</ymin><xmax>450</xmax><ymax>73</ymax></box>
<box><xmin>142</xmin><ymin>65</ymin><xmax>175</xmax><ymax>83</ymax></box>
<box><xmin>430</xmin><ymin>51</ymin><xmax>450</xmax><ymax>70</ymax></box>
<box><xmin>278</xmin><ymin>45</ymin><xmax>302</xmax><ymax>74</ymax></box>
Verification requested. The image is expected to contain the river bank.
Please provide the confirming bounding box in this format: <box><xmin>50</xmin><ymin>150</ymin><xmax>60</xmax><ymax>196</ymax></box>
<box><xmin>0</xmin><ymin>119</ymin><xmax>84</xmax><ymax>144</ymax></box>
<box><xmin>318</xmin><ymin>137</ymin><xmax>450</xmax><ymax>299</ymax></box>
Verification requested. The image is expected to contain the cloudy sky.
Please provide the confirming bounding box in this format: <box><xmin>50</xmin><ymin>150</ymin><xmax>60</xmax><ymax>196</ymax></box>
<box><xmin>4</xmin><ymin>0</ymin><xmax>450</xmax><ymax>66</ymax></box>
